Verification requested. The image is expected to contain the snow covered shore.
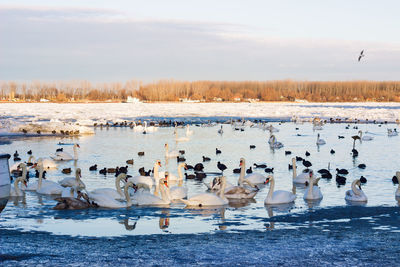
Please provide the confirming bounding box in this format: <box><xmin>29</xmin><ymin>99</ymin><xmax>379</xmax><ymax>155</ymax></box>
<box><xmin>0</xmin><ymin>102</ymin><xmax>399</xmax><ymax>127</ymax></box>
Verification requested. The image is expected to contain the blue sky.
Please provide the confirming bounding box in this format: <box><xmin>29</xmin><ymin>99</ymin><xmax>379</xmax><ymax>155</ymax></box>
<box><xmin>1</xmin><ymin>1</ymin><xmax>399</xmax><ymax>82</ymax></box>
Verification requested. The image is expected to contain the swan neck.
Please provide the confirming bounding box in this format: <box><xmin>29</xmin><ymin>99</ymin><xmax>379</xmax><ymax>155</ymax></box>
<box><xmin>307</xmin><ymin>176</ymin><xmax>314</xmax><ymax>199</ymax></box>
<box><xmin>14</xmin><ymin>177</ymin><xmax>22</xmax><ymax>195</ymax></box>
<box><xmin>73</xmin><ymin>145</ymin><xmax>78</xmax><ymax>160</ymax></box>
<box><xmin>238</xmin><ymin>161</ymin><xmax>245</xmax><ymax>186</ymax></box>
<box><xmin>38</xmin><ymin>166</ymin><xmax>43</xmax><ymax>189</ymax></box>
<box><xmin>219</xmin><ymin>178</ymin><xmax>226</xmax><ymax>199</ymax></box>
<box><xmin>351</xmin><ymin>180</ymin><xmax>361</xmax><ymax>196</ymax></box>
<box><xmin>115</xmin><ymin>175</ymin><xmax>124</xmax><ymax>196</ymax></box>
<box><xmin>124</xmin><ymin>182</ymin><xmax>132</xmax><ymax>206</ymax></box>
<box><xmin>21</xmin><ymin>164</ymin><xmax>27</xmax><ymax>180</ymax></box>
<box><xmin>267</xmin><ymin>177</ymin><xmax>275</xmax><ymax>201</ymax></box>
<box><xmin>292</xmin><ymin>159</ymin><xmax>297</xmax><ymax>178</ymax></box>
<box><xmin>178</xmin><ymin>164</ymin><xmax>183</xmax><ymax>180</ymax></box>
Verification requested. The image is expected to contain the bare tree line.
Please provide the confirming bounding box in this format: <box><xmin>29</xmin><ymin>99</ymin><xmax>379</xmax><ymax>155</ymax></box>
<box><xmin>1</xmin><ymin>79</ymin><xmax>400</xmax><ymax>102</ymax></box>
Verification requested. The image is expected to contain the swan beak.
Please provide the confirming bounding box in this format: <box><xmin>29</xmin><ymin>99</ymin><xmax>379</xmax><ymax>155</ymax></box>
<box><xmin>23</xmin><ymin>180</ymin><xmax>27</xmax><ymax>186</ymax></box>
<box><xmin>77</xmin><ymin>144</ymin><xmax>80</xmax><ymax>148</ymax></box>
<box><xmin>164</xmin><ymin>180</ymin><xmax>169</xmax><ymax>188</ymax></box>
<box><xmin>264</xmin><ymin>178</ymin><xmax>270</xmax><ymax>184</ymax></box>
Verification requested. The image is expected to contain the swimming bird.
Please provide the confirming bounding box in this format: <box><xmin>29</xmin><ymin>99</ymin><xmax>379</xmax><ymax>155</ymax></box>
<box><xmin>330</xmin><ymin>149</ymin><xmax>335</xmax><ymax>154</ymax></box>
<box><xmin>336</xmin><ymin>168</ymin><xmax>349</xmax><ymax>175</ymax></box>
<box><xmin>358</xmin><ymin>164</ymin><xmax>366</xmax><ymax>169</ymax></box>
<box><xmin>303</xmin><ymin>173</ymin><xmax>323</xmax><ymax>200</ymax></box>
<box><xmin>302</xmin><ymin>159</ymin><xmax>312</xmax><ymax>169</ymax></box>
<box><xmin>202</xmin><ymin>156</ymin><xmax>211</xmax><ymax>162</ymax></box>
<box><xmin>360</xmin><ymin>176</ymin><xmax>367</xmax><ymax>183</ymax></box>
<box><xmin>180</xmin><ymin>176</ymin><xmax>229</xmax><ymax>207</ymax></box>
<box><xmin>316</xmin><ymin>133</ymin><xmax>326</xmax><ymax>145</ymax></box>
<box><xmin>218</xmin><ymin>125</ymin><xmax>223</xmax><ymax>134</ymax></box>
<box><xmin>269</xmin><ymin>135</ymin><xmax>284</xmax><ymax>149</ymax></box>
<box><xmin>217</xmin><ymin>161</ymin><xmax>227</xmax><ymax>173</ymax></box>
<box><xmin>89</xmin><ymin>164</ymin><xmax>97</xmax><ymax>171</ymax></box>
<box><xmin>253</xmin><ymin>163</ymin><xmax>267</xmax><ymax>168</ymax></box>
<box><xmin>305</xmin><ymin>151</ymin><xmax>310</xmax><ymax>157</ymax></box>
<box><xmin>336</xmin><ymin>174</ymin><xmax>347</xmax><ymax>185</ymax></box>
<box><xmin>345</xmin><ymin>179</ymin><xmax>367</xmax><ymax>202</ymax></box>
<box><xmin>264</xmin><ymin>175</ymin><xmax>296</xmax><ymax>205</ymax></box>
<box><xmin>216</xmin><ymin>148</ymin><xmax>222</xmax><ymax>154</ymax></box>
<box><xmin>249</xmin><ymin>145</ymin><xmax>256</xmax><ymax>149</ymax></box>
<box><xmin>264</xmin><ymin>168</ymin><xmax>274</xmax><ymax>173</ymax></box>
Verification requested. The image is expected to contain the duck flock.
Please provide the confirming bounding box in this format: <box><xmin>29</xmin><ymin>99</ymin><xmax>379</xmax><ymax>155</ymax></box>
<box><xmin>7</xmin><ymin>118</ymin><xmax>400</xmax><ymax>212</ymax></box>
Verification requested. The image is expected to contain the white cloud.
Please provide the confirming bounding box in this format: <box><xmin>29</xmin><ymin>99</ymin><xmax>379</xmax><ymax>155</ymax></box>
<box><xmin>1</xmin><ymin>6</ymin><xmax>399</xmax><ymax>82</ymax></box>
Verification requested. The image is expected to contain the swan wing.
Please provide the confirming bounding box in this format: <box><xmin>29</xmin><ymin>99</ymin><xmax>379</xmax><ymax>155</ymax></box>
<box><xmin>90</xmin><ymin>188</ymin><xmax>123</xmax><ymax>200</ymax></box>
<box><xmin>89</xmin><ymin>193</ymin><xmax>127</xmax><ymax>208</ymax></box>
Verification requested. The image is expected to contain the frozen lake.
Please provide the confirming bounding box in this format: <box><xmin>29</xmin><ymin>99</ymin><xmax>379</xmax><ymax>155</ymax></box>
<box><xmin>1</xmin><ymin>121</ymin><xmax>400</xmax><ymax>236</ymax></box>
<box><xmin>1</xmin><ymin>103</ymin><xmax>400</xmax><ymax>265</ymax></box>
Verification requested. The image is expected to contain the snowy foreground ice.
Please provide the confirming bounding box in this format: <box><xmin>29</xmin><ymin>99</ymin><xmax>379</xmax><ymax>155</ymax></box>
<box><xmin>0</xmin><ymin>102</ymin><xmax>400</xmax><ymax>126</ymax></box>
<box><xmin>1</xmin><ymin>206</ymin><xmax>399</xmax><ymax>266</ymax></box>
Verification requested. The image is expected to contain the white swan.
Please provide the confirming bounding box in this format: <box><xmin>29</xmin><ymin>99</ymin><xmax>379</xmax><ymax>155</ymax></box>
<box><xmin>316</xmin><ymin>133</ymin><xmax>326</xmax><ymax>145</ymax></box>
<box><xmin>181</xmin><ymin>176</ymin><xmax>229</xmax><ymax>207</ymax></box>
<box><xmin>358</xmin><ymin>130</ymin><xmax>373</xmax><ymax>141</ymax></box>
<box><xmin>10</xmin><ymin>176</ymin><xmax>27</xmax><ymax>196</ymax></box>
<box><xmin>218</xmin><ymin>125</ymin><xmax>223</xmax><ymax>134</ymax></box>
<box><xmin>303</xmin><ymin>173</ymin><xmax>323</xmax><ymax>200</ymax></box>
<box><xmin>269</xmin><ymin>135</ymin><xmax>284</xmax><ymax>149</ymax></box>
<box><xmin>37</xmin><ymin>158</ymin><xmax>57</xmax><ymax>169</ymax></box>
<box><xmin>204</xmin><ymin>176</ymin><xmax>235</xmax><ymax>191</ymax></box>
<box><xmin>292</xmin><ymin>158</ymin><xmax>312</xmax><ymax>184</ymax></box>
<box><xmin>58</xmin><ymin>168</ymin><xmax>85</xmax><ymax>189</ymax></box>
<box><xmin>396</xmin><ymin>172</ymin><xmax>400</xmax><ymax>197</ymax></box>
<box><xmin>89</xmin><ymin>181</ymin><xmax>136</xmax><ymax>208</ymax></box>
<box><xmin>132</xmin><ymin>178</ymin><xmax>171</xmax><ymax>206</ymax></box>
<box><xmin>133</xmin><ymin>122</ymin><xmax>144</xmax><ymax>132</ymax></box>
<box><xmin>345</xmin><ymin>179</ymin><xmax>367</xmax><ymax>202</ymax></box>
<box><xmin>175</xmin><ymin>130</ymin><xmax>190</xmax><ymax>142</ymax></box>
<box><xmin>143</xmin><ymin>121</ymin><xmax>158</xmax><ymax>133</ymax></box>
<box><xmin>35</xmin><ymin>163</ymin><xmax>64</xmax><ymax>195</ymax></box>
<box><xmin>388</xmin><ymin>129</ymin><xmax>398</xmax><ymax>136</ymax></box>
<box><xmin>129</xmin><ymin>160</ymin><xmax>162</xmax><ymax>188</ymax></box>
<box><xmin>51</xmin><ymin>143</ymin><xmax>79</xmax><ymax>161</ymax></box>
<box><xmin>165</xmin><ymin>143</ymin><xmax>179</xmax><ymax>158</ymax></box>
<box><xmin>167</xmin><ymin>164</ymin><xmax>188</xmax><ymax>199</ymax></box>
<box><xmin>90</xmin><ymin>173</ymin><xmax>128</xmax><ymax>200</ymax></box>
<box><xmin>23</xmin><ymin>162</ymin><xmax>56</xmax><ymax>191</ymax></box>
<box><xmin>224</xmin><ymin>173</ymin><xmax>259</xmax><ymax>199</ymax></box>
<box><xmin>240</xmin><ymin>158</ymin><xmax>268</xmax><ymax>185</ymax></box>
<box><xmin>186</xmin><ymin>125</ymin><xmax>193</xmax><ymax>136</ymax></box>
<box><xmin>264</xmin><ymin>175</ymin><xmax>296</xmax><ymax>204</ymax></box>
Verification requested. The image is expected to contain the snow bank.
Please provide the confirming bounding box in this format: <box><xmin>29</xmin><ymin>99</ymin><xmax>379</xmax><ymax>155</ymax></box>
<box><xmin>0</xmin><ymin>102</ymin><xmax>399</xmax><ymax>126</ymax></box>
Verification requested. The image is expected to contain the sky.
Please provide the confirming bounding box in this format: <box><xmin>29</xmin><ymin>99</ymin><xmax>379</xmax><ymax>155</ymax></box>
<box><xmin>1</xmin><ymin>0</ymin><xmax>400</xmax><ymax>82</ymax></box>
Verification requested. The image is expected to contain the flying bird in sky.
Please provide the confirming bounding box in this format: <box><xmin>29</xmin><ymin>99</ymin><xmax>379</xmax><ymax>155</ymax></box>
<box><xmin>358</xmin><ymin>50</ymin><xmax>365</xmax><ymax>62</ymax></box>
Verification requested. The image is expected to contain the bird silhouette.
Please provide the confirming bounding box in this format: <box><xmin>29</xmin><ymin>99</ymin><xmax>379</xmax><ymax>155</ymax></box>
<box><xmin>358</xmin><ymin>50</ymin><xmax>365</xmax><ymax>62</ymax></box>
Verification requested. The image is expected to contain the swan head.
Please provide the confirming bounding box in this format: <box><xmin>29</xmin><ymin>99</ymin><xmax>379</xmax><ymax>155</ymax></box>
<box><xmin>239</xmin><ymin>158</ymin><xmax>245</xmax><ymax>166</ymax></box>
<box><xmin>160</xmin><ymin>177</ymin><xmax>169</xmax><ymax>188</ymax></box>
<box><xmin>264</xmin><ymin>175</ymin><xmax>273</xmax><ymax>184</ymax></box>
<box><xmin>17</xmin><ymin>162</ymin><xmax>26</xmax><ymax>170</ymax></box>
<box><xmin>156</xmin><ymin>160</ymin><xmax>162</xmax><ymax>167</ymax></box>
<box><xmin>74</xmin><ymin>144</ymin><xmax>80</xmax><ymax>148</ymax></box>
<box><xmin>76</xmin><ymin>168</ymin><xmax>82</xmax><ymax>178</ymax></box>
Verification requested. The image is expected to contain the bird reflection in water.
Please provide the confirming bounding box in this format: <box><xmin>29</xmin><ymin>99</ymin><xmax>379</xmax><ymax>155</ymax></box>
<box><xmin>119</xmin><ymin>216</ymin><xmax>140</xmax><ymax>231</ymax></box>
<box><xmin>159</xmin><ymin>209</ymin><xmax>170</xmax><ymax>232</ymax></box>
<box><xmin>11</xmin><ymin>194</ymin><xmax>26</xmax><ymax>207</ymax></box>
<box><xmin>264</xmin><ymin>203</ymin><xmax>295</xmax><ymax>231</ymax></box>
